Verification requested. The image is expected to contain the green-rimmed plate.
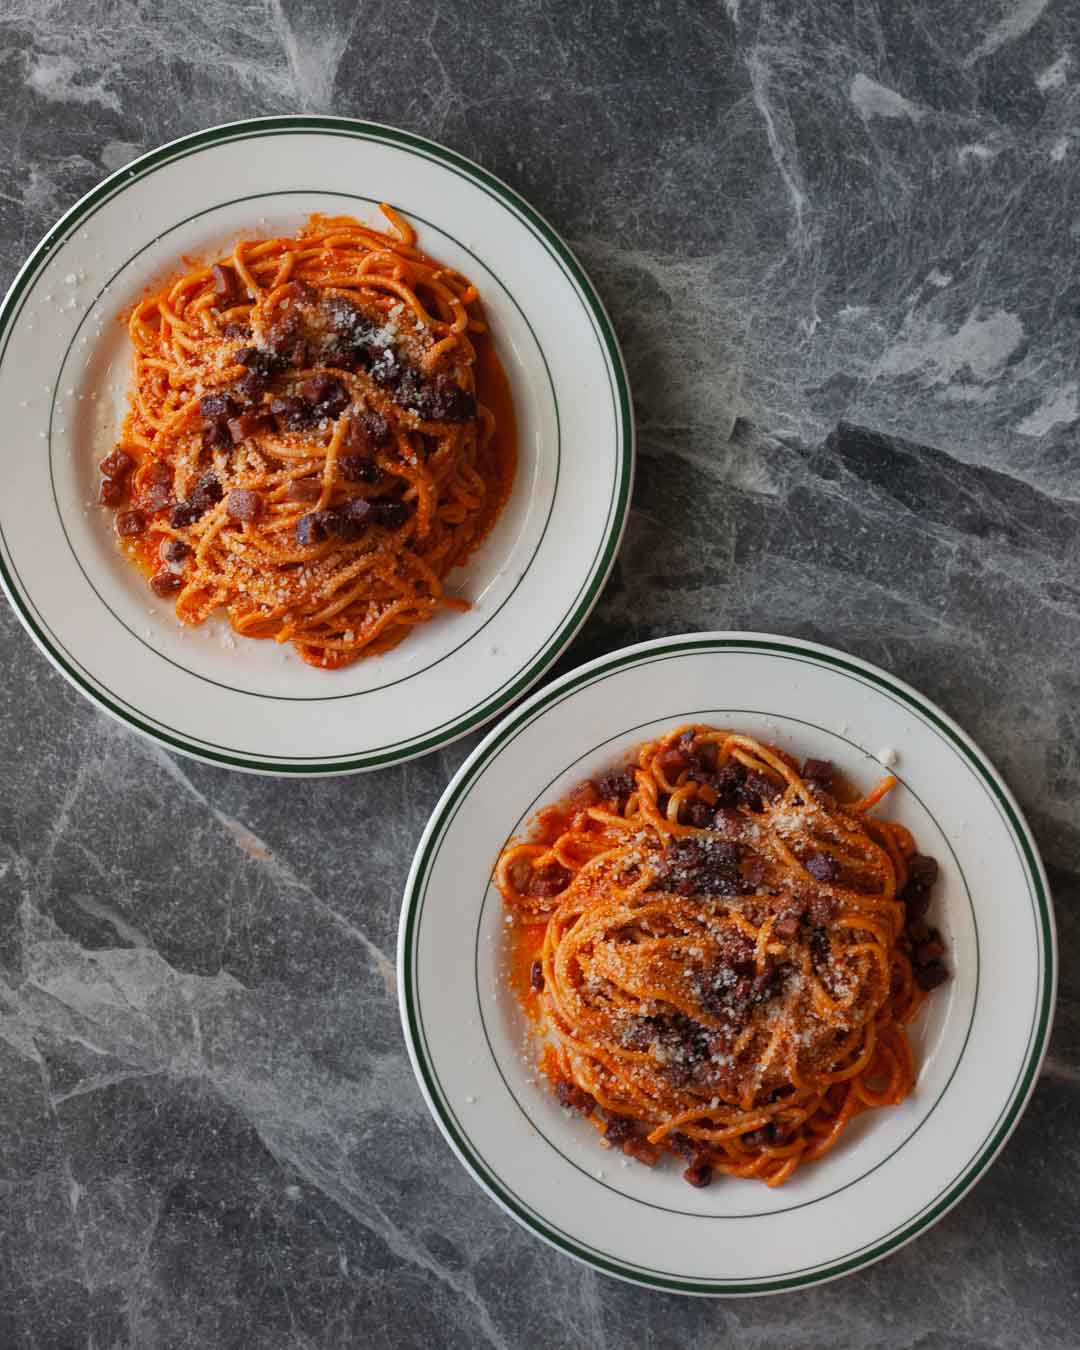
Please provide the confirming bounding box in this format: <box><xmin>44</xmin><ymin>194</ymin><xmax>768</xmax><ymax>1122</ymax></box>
<box><xmin>398</xmin><ymin>632</ymin><xmax>1055</xmax><ymax>1295</ymax></box>
<box><xmin>0</xmin><ymin>117</ymin><xmax>632</xmax><ymax>773</ymax></box>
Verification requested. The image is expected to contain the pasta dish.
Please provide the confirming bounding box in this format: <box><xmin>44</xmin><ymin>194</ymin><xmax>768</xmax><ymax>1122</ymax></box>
<box><xmin>496</xmin><ymin>726</ymin><xmax>949</xmax><ymax>1188</ymax></box>
<box><xmin>98</xmin><ymin>208</ymin><xmax>515</xmax><ymax>668</ymax></box>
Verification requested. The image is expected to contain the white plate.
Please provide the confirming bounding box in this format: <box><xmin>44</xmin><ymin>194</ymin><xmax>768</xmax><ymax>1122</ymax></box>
<box><xmin>398</xmin><ymin>632</ymin><xmax>1056</xmax><ymax>1295</ymax></box>
<box><xmin>0</xmin><ymin>117</ymin><xmax>632</xmax><ymax>774</ymax></box>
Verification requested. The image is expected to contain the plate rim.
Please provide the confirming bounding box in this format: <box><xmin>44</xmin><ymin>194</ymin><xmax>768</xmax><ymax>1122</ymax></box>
<box><xmin>397</xmin><ymin>630</ymin><xmax>1057</xmax><ymax>1296</ymax></box>
<box><xmin>0</xmin><ymin>115</ymin><xmax>635</xmax><ymax>775</ymax></box>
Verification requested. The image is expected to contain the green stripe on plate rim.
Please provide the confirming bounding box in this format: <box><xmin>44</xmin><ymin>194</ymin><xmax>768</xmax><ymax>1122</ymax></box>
<box><xmin>400</xmin><ymin>635</ymin><xmax>1056</xmax><ymax>1295</ymax></box>
<box><xmin>0</xmin><ymin>116</ymin><xmax>634</xmax><ymax>773</ymax></box>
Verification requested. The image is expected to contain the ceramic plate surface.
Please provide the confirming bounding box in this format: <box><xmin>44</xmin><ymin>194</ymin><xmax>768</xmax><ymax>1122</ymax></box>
<box><xmin>398</xmin><ymin>632</ymin><xmax>1055</xmax><ymax>1295</ymax></box>
<box><xmin>0</xmin><ymin>116</ymin><xmax>632</xmax><ymax>773</ymax></box>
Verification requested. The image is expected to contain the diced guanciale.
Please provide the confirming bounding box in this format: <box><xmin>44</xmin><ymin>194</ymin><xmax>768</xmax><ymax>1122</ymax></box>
<box><xmin>682</xmin><ymin>799</ymin><xmax>713</xmax><ymax>828</ymax></box>
<box><xmin>901</xmin><ymin>853</ymin><xmax>939</xmax><ymax>920</ymax></box>
<box><xmin>655</xmin><ymin>747</ymin><xmax>688</xmax><ymax>778</ymax></box>
<box><xmin>915</xmin><ymin>938</ymin><xmax>946</xmax><ymax>965</ymax></box>
<box><xmin>682</xmin><ymin>1159</ymin><xmax>713</xmax><ymax>1187</ymax></box>
<box><xmin>527</xmin><ymin>862</ymin><xmax>571</xmax><ymax>898</ymax></box>
<box><xmin>140</xmin><ymin>460</ymin><xmax>173</xmax><ymax>511</ymax></box>
<box><xmin>596</xmin><ymin>769</ymin><xmax>635</xmax><ymax>810</ymax></box>
<box><xmin>343</xmin><ymin>411</ymin><xmax>391</xmax><ymax>456</ymax></box>
<box><xmin>226</xmin><ymin>489</ymin><xmax>262</xmax><ymax>523</ymax></box>
<box><xmin>802</xmin><ymin>758</ymin><xmax>837</xmax><ymax>790</ymax></box>
<box><xmin>227</xmin><ymin>411</ymin><xmax>273</xmax><ymax>443</ymax></box>
<box><xmin>284</xmin><ymin>479</ymin><xmax>321</xmax><ymax>503</ymax></box>
<box><xmin>115</xmin><ymin>509</ymin><xmax>146</xmax><ymax>537</ymax></box>
<box><xmin>805</xmin><ymin>852</ymin><xmax>839</xmax><ymax>882</ymax></box>
<box><xmin>99</xmin><ymin>449</ymin><xmax>134</xmax><ymax>480</ymax></box>
<box><xmin>772</xmin><ymin>906</ymin><xmax>805</xmax><ymax>941</ymax></box>
<box><xmin>296</xmin><ymin>374</ymin><xmax>348</xmax><ymax>418</ymax></box>
<box><xmin>338</xmin><ymin>455</ymin><xmax>383</xmax><ymax>484</ymax></box>
<box><xmin>149</xmin><ymin>570</ymin><xmax>183</xmax><ymax>597</ymax></box>
<box><xmin>915</xmin><ymin>963</ymin><xmax>949</xmax><ymax>991</ymax></box>
<box><xmin>555</xmin><ymin>1080</ymin><xmax>594</xmax><ymax>1114</ymax></box>
<box><xmin>211</xmin><ymin>264</ymin><xmax>242</xmax><ymax>306</ymax></box>
<box><xmin>160</xmin><ymin>538</ymin><xmax>190</xmax><ymax>564</ymax></box>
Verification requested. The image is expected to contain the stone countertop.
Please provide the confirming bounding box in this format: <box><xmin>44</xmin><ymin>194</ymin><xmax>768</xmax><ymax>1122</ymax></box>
<box><xmin>1</xmin><ymin>3</ymin><xmax>1078</xmax><ymax>1346</ymax></box>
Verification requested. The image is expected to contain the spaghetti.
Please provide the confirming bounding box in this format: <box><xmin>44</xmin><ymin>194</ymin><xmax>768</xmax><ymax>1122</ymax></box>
<box><xmin>496</xmin><ymin>726</ymin><xmax>949</xmax><ymax>1188</ymax></box>
<box><xmin>99</xmin><ymin>208</ymin><xmax>515</xmax><ymax>668</ymax></box>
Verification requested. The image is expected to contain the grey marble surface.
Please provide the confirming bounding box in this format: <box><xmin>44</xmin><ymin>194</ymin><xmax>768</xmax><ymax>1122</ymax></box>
<box><xmin>1</xmin><ymin>2</ymin><xmax>1078</xmax><ymax>1346</ymax></box>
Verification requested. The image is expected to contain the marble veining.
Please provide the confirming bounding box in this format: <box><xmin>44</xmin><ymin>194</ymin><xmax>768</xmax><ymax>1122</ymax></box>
<box><xmin>1</xmin><ymin>2</ymin><xmax>1078</xmax><ymax>1346</ymax></box>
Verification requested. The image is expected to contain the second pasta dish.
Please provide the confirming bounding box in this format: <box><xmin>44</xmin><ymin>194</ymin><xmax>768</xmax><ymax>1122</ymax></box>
<box><xmin>496</xmin><ymin>726</ymin><xmax>949</xmax><ymax>1188</ymax></box>
<box><xmin>98</xmin><ymin>207</ymin><xmax>516</xmax><ymax>668</ymax></box>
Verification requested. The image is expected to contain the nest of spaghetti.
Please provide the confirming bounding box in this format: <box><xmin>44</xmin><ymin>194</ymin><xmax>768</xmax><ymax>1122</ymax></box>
<box><xmin>496</xmin><ymin>727</ymin><xmax>949</xmax><ymax>1188</ymax></box>
<box><xmin>99</xmin><ymin>208</ymin><xmax>514</xmax><ymax>668</ymax></box>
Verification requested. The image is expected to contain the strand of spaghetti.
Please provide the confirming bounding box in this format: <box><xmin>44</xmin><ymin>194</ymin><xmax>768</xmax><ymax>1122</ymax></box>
<box><xmin>228</xmin><ymin>242</ymin><xmax>262</xmax><ymax>297</ymax></box>
<box><xmin>378</xmin><ymin>202</ymin><xmax>415</xmax><ymax>245</ymax></box>
<box><xmin>851</xmin><ymin>775</ymin><xmax>898</xmax><ymax>814</ymax></box>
